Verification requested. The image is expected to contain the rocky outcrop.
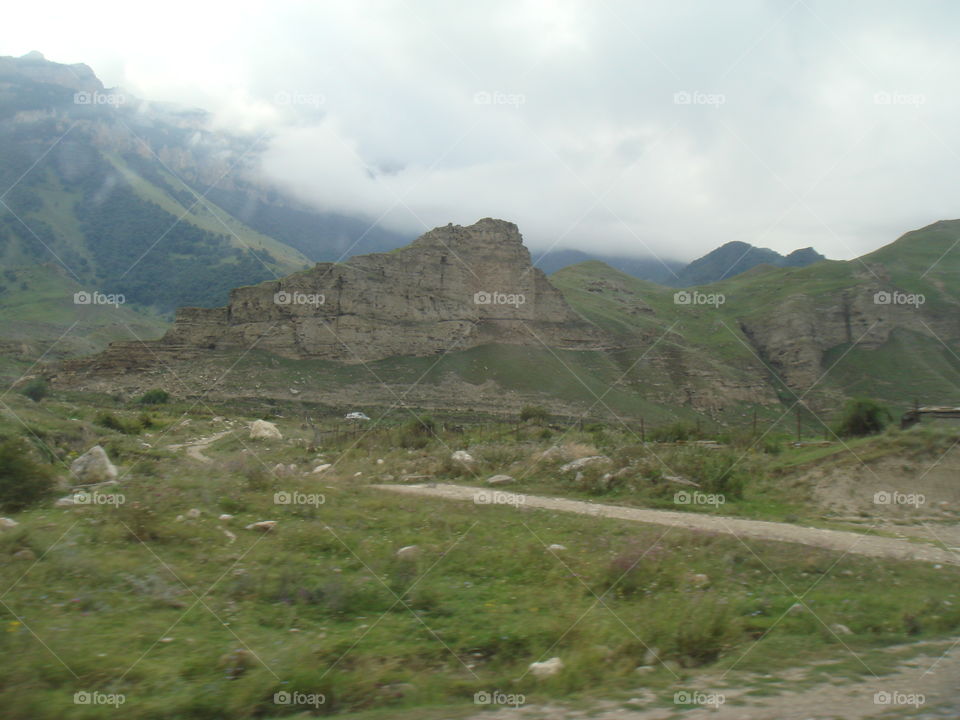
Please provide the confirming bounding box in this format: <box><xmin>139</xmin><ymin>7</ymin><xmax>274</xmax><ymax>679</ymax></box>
<box><xmin>72</xmin><ymin>219</ymin><xmax>609</xmax><ymax>371</ymax></box>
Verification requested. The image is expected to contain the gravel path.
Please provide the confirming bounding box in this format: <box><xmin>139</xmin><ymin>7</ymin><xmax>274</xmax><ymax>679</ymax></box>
<box><xmin>373</xmin><ymin>483</ymin><xmax>960</xmax><ymax>566</ymax></box>
<box><xmin>167</xmin><ymin>429</ymin><xmax>234</xmax><ymax>464</ymax></box>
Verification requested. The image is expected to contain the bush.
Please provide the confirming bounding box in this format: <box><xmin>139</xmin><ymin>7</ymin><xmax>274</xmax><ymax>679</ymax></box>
<box><xmin>520</xmin><ymin>405</ymin><xmax>548</xmax><ymax>424</ymax></box>
<box><xmin>18</xmin><ymin>378</ymin><xmax>49</xmax><ymax>402</ymax></box>
<box><xmin>833</xmin><ymin>398</ymin><xmax>892</xmax><ymax>438</ymax></box>
<box><xmin>0</xmin><ymin>437</ymin><xmax>56</xmax><ymax>512</ymax></box>
<box><xmin>649</xmin><ymin>421</ymin><xmax>703</xmax><ymax>442</ymax></box>
<box><xmin>399</xmin><ymin>416</ymin><xmax>437</xmax><ymax>449</ymax></box>
<box><xmin>94</xmin><ymin>412</ymin><xmax>141</xmax><ymax>434</ymax></box>
<box><xmin>137</xmin><ymin>389</ymin><xmax>170</xmax><ymax>405</ymax></box>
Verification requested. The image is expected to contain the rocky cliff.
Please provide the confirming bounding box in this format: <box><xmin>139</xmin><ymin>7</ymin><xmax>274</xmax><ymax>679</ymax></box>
<box><xmin>74</xmin><ymin>219</ymin><xmax>609</xmax><ymax>373</ymax></box>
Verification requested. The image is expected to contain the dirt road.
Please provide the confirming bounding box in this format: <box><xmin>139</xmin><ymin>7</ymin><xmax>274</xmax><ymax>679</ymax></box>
<box><xmin>373</xmin><ymin>483</ymin><xmax>960</xmax><ymax>567</ymax></box>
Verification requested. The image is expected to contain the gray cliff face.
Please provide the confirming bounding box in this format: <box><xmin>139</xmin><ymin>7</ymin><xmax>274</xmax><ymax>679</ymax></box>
<box><xmin>156</xmin><ymin>218</ymin><xmax>607</xmax><ymax>362</ymax></box>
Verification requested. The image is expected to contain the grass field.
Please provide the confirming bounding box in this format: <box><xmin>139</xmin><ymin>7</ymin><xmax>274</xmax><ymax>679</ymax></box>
<box><xmin>1</xmin><ymin>391</ymin><xmax>959</xmax><ymax>718</ymax></box>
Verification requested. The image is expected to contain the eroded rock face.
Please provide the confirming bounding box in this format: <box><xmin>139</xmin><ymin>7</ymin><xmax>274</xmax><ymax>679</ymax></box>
<box><xmin>89</xmin><ymin>219</ymin><xmax>607</xmax><ymax>367</ymax></box>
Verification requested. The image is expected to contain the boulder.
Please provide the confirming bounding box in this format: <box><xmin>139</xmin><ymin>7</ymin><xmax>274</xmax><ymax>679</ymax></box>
<box><xmin>70</xmin><ymin>445</ymin><xmax>117</xmax><ymax>484</ymax></box>
<box><xmin>451</xmin><ymin>450</ymin><xmax>474</xmax><ymax>464</ymax></box>
<box><xmin>486</xmin><ymin>474</ymin><xmax>514</xmax><ymax>485</ymax></box>
<box><xmin>312</xmin><ymin>463</ymin><xmax>332</xmax><ymax>474</ymax></box>
<box><xmin>249</xmin><ymin>420</ymin><xmax>281</xmax><ymax>440</ymax></box>
<box><xmin>559</xmin><ymin>456</ymin><xmax>610</xmax><ymax>473</ymax></box>
<box><xmin>528</xmin><ymin>656</ymin><xmax>564</xmax><ymax>678</ymax></box>
<box><xmin>245</xmin><ymin>520</ymin><xmax>277</xmax><ymax>532</ymax></box>
<box><xmin>830</xmin><ymin>623</ymin><xmax>853</xmax><ymax>636</ymax></box>
<box><xmin>396</xmin><ymin>545</ymin><xmax>420</xmax><ymax>561</ymax></box>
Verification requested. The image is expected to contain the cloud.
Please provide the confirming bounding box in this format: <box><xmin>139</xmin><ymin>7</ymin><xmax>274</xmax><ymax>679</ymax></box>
<box><xmin>4</xmin><ymin>0</ymin><xmax>960</xmax><ymax>261</ymax></box>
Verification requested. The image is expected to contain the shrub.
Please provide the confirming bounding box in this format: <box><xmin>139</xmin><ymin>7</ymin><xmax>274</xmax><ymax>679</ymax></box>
<box><xmin>18</xmin><ymin>378</ymin><xmax>49</xmax><ymax>402</ymax></box>
<box><xmin>137</xmin><ymin>389</ymin><xmax>170</xmax><ymax>405</ymax></box>
<box><xmin>94</xmin><ymin>412</ymin><xmax>140</xmax><ymax>434</ymax></box>
<box><xmin>649</xmin><ymin>421</ymin><xmax>702</xmax><ymax>442</ymax></box>
<box><xmin>833</xmin><ymin>398</ymin><xmax>892</xmax><ymax>438</ymax></box>
<box><xmin>399</xmin><ymin>416</ymin><xmax>437</xmax><ymax>449</ymax></box>
<box><xmin>0</xmin><ymin>437</ymin><xmax>56</xmax><ymax>512</ymax></box>
<box><xmin>520</xmin><ymin>405</ymin><xmax>549</xmax><ymax>424</ymax></box>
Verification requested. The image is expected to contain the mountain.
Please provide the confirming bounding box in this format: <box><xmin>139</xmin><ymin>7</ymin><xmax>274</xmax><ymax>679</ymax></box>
<box><xmin>533</xmin><ymin>248</ymin><xmax>685</xmax><ymax>285</ymax></box>
<box><xmin>54</xmin><ymin>217</ymin><xmax>960</xmax><ymax>422</ymax></box>
<box><xmin>671</xmin><ymin>241</ymin><xmax>825</xmax><ymax>287</ymax></box>
<box><xmin>0</xmin><ymin>51</ymin><xmax>410</xmax><ymax>329</ymax></box>
<box><xmin>535</xmin><ymin>241</ymin><xmax>824</xmax><ymax>287</ymax></box>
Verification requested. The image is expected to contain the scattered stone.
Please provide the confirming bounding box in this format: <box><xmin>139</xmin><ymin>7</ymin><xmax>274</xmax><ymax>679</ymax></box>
<box><xmin>376</xmin><ymin>458</ymin><xmax>385</xmax><ymax>465</ymax></box>
<box><xmin>547</xmin><ymin>544</ymin><xmax>567</xmax><ymax>552</ymax></box>
<box><xmin>312</xmin><ymin>464</ymin><xmax>332</xmax><ymax>474</ymax></box>
<box><xmin>451</xmin><ymin>450</ymin><xmax>474</xmax><ymax>464</ymax></box>
<box><xmin>642</xmin><ymin>647</ymin><xmax>661</xmax><ymax>666</ymax></box>
<box><xmin>396</xmin><ymin>545</ymin><xmax>420</xmax><ymax>561</ymax></box>
<box><xmin>830</xmin><ymin>623</ymin><xmax>853</xmax><ymax>636</ymax></box>
<box><xmin>223</xmin><ymin>530</ymin><xmax>237</xmax><ymax>544</ymax></box>
<box><xmin>12</xmin><ymin>549</ymin><xmax>35</xmax><ymax>561</ymax></box>
<box><xmin>663</xmin><ymin>475</ymin><xmax>700</xmax><ymax>487</ymax></box>
<box><xmin>186</xmin><ymin>508</ymin><xmax>201</xmax><ymax>519</ymax></box>
<box><xmin>528</xmin><ymin>656</ymin><xmax>564</xmax><ymax>678</ymax></box>
<box><xmin>175</xmin><ymin>515</ymin><xmax>185</xmax><ymax>522</ymax></box>
<box><xmin>688</xmin><ymin>573</ymin><xmax>710</xmax><ymax>587</ymax></box>
<box><xmin>539</xmin><ymin>446</ymin><xmax>566</xmax><ymax>461</ymax></box>
<box><xmin>354</xmin><ymin>471</ymin><xmax>363</xmax><ymax>477</ymax></box>
<box><xmin>0</xmin><ymin>517</ymin><xmax>19</xmax><ymax>529</ymax></box>
<box><xmin>486</xmin><ymin>474</ymin><xmax>515</xmax><ymax>485</ymax></box>
<box><xmin>662</xmin><ymin>660</ymin><xmax>683</xmax><ymax>674</ymax></box>
<box><xmin>218</xmin><ymin>649</ymin><xmax>254</xmax><ymax>678</ymax></box>
<box><xmin>70</xmin><ymin>445</ymin><xmax>118</xmax><ymax>484</ymax></box>
<box><xmin>559</xmin><ymin>456</ymin><xmax>610</xmax><ymax>473</ymax></box>
<box><xmin>377</xmin><ymin>682</ymin><xmax>416</xmax><ymax>699</ymax></box>
<box><xmin>788</xmin><ymin>603</ymin><xmax>806</xmax><ymax>616</ymax></box>
<box><xmin>218</xmin><ymin>514</ymin><xmax>234</xmax><ymax>521</ymax></box>
<box><xmin>249</xmin><ymin>420</ymin><xmax>282</xmax><ymax>440</ymax></box>
<box><xmin>245</xmin><ymin>521</ymin><xmax>277</xmax><ymax>532</ymax></box>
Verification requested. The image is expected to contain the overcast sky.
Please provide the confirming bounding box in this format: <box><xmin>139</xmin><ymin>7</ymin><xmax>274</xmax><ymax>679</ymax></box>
<box><xmin>4</xmin><ymin>0</ymin><xmax>959</xmax><ymax>261</ymax></box>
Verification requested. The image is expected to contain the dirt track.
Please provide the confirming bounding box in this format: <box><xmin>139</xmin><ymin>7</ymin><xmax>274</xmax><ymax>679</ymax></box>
<box><xmin>373</xmin><ymin>483</ymin><xmax>960</xmax><ymax>567</ymax></box>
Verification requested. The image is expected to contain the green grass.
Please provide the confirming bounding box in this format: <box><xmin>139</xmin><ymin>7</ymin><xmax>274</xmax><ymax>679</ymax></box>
<box><xmin>1</xmin><ymin>394</ymin><xmax>959</xmax><ymax>718</ymax></box>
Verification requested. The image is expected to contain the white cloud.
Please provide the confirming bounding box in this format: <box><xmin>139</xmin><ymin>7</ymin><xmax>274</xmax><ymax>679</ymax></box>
<box><xmin>3</xmin><ymin>0</ymin><xmax>960</xmax><ymax>261</ymax></box>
